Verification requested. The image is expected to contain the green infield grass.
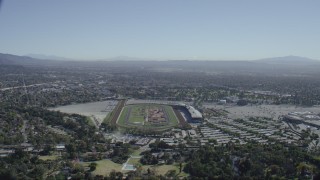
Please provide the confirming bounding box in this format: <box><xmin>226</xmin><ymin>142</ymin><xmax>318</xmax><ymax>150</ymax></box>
<box><xmin>117</xmin><ymin>104</ymin><xmax>179</xmax><ymax>131</ymax></box>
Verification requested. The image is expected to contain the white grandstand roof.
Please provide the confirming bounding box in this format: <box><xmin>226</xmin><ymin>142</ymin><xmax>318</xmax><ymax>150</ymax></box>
<box><xmin>186</xmin><ymin>105</ymin><xmax>202</xmax><ymax>119</ymax></box>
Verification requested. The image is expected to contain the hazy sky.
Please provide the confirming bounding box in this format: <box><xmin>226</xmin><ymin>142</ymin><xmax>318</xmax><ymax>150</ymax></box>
<box><xmin>0</xmin><ymin>0</ymin><xmax>319</xmax><ymax>60</ymax></box>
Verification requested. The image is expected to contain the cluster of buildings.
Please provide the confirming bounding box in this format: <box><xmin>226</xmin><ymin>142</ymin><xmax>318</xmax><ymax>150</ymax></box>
<box><xmin>283</xmin><ymin>111</ymin><xmax>320</xmax><ymax>129</ymax></box>
<box><xmin>0</xmin><ymin>143</ymin><xmax>66</xmax><ymax>157</ymax></box>
<box><xmin>205</xmin><ymin>117</ymin><xmax>300</xmax><ymax>145</ymax></box>
<box><xmin>199</xmin><ymin>126</ymin><xmax>246</xmax><ymax>145</ymax></box>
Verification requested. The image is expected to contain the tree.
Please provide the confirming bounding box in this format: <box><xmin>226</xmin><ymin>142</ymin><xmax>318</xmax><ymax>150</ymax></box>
<box><xmin>237</xmin><ymin>99</ymin><xmax>248</xmax><ymax>106</ymax></box>
<box><xmin>30</xmin><ymin>165</ymin><xmax>46</xmax><ymax>179</ymax></box>
<box><xmin>0</xmin><ymin>169</ymin><xmax>16</xmax><ymax>180</ymax></box>
<box><xmin>109</xmin><ymin>171</ymin><xmax>123</xmax><ymax>180</ymax></box>
<box><xmin>41</xmin><ymin>145</ymin><xmax>53</xmax><ymax>155</ymax></box>
<box><xmin>296</xmin><ymin>162</ymin><xmax>314</xmax><ymax>178</ymax></box>
<box><xmin>66</xmin><ymin>143</ymin><xmax>77</xmax><ymax>159</ymax></box>
<box><xmin>165</xmin><ymin>170</ymin><xmax>176</xmax><ymax>178</ymax></box>
<box><xmin>89</xmin><ymin>162</ymin><xmax>97</xmax><ymax>172</ymax></box>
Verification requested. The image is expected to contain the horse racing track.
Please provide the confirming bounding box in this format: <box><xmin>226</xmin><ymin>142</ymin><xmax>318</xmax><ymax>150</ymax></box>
<box><xmin>116</xmin><ymin>104</ymin><xmax>179</xmax><ymax>131</ymax></box>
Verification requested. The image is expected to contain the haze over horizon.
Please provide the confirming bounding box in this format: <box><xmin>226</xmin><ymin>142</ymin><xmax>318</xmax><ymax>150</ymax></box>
<box><xmin>0</xmin><ymin>0</ymin><xmax>320</xmax><ymax>60</ymax></box>
<box><xmin>22</xmin><ymin>54</ymin><xmax>319</xmax><ymax>62</ymax></box>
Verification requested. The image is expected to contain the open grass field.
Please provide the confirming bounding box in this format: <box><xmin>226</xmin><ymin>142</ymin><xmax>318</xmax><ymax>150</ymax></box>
<box><xmin>82</xmin><ymin>160</ymin><xmax>123</xmax><ymax>176</ymax></box>
<box><xmin>86</xmin><ymin>117</ymin><xmax>96</xmax><ymax>127</ymax></box>
<box><xmin>131</xmin><ymin>149</ymin><xmax>143</xmax><ymax>156</ymax></box>
<box><xmin>117</xmin><ymin>104</ymin><xmax>179</xmax><ymax>130</ymax></box>
<box><xmin>142</xmin><ymin>163</ymin><xmax>189</xmax><ymax>178</ymax></box>
<box><xmin>38</xmin><ymin>155</ymin><xmax>59</xmax><ymax>161</ymax></box>
<box><xmin>82</xmin><ymin>159</ymin><xmax>189</xmax><ymax>178</ymax></box>
<box><xmin>128</xmin><ymin>158</ymin><xmax>141</xmax><ymax>165</ymax></box>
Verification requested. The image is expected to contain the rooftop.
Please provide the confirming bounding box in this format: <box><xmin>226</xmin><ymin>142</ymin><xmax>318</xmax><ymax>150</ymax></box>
<box><xmin>186</xmin><ymin>105</ymin><xmax>203</xmax><ymax>119</ymax></box>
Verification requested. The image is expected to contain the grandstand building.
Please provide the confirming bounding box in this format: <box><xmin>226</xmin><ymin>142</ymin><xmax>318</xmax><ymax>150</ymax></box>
<box><xmin>185</xmin><ymin>105</ymin><xmax>203</xmax><ymax>121</ymax></box>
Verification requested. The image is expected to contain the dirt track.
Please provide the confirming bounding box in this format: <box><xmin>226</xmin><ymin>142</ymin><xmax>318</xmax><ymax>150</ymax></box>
<box><xmin>110</xmin><ymin>99</ymin><xmax>126</xmax><ymax>126</ymax></box>
<box><xmin>173</xmin><ymin>106</ymin><xmax>189</xmax><ymax>128</ymax></box>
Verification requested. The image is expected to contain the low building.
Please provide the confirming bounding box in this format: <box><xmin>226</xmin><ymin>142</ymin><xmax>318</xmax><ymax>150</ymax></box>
<box><xmin>56</xmin><ymin>144</ymin><xmax>66</xmax><ymax>151</ymax></box>
<box><xmin>135</xmin><ymin>138</ymin><xmax>150</xmax><ymax>146</ymax></box>
<box><xmin>0</xmin><ymin>149</ymin><xmax>14</xmax><ymax>157</ymax></box>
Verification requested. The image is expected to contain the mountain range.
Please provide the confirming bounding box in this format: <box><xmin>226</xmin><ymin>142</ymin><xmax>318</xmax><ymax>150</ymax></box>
<box><xmin>26</xmin><ymin>54</ymin><xmax>73</xmax><ymax>61</ymax></box>
<box><xmin>1</xmin><ymin>53</ymin><xmax>318</xmax><ymax>65</ymax></box>
<box><xmin>256</xmin><ymin>55</ymin><xmax>319</xmax><ymax>64</ymax></box>
<box><xmin>1</xmin><ymin>53</ymin><xmax>320</xmax><ymax>76</ymax></box>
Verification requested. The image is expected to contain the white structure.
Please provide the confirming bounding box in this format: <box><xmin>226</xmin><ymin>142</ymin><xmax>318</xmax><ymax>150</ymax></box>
<box><xmin>186</xmin><ymin>105</ymin><xmax>202</xmax><ymax>119</ymax></box>
<box><xmin>55</xmin><ymin>144</ymin><xmax>65</xmax><ymax>151</ymax></box>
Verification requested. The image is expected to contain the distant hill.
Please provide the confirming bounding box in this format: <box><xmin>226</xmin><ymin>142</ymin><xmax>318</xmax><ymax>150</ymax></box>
<box><xmin>110</xmin><ymin>56</ymin><xmax>149</xmax><ymax>61</ymax></box>
<box><xmin>26</xmin><ymin>54</ymin><xmax>73</xmax><ymax>61</ymax></box>
<box><xmin>0</xmin><ymin>53</ymin><xmax>67</xmax><ymax>66</ymax></box>
<box><xmin>255</xmin><ymin>56</ymin><xmax>320</xmax><ymax>64</ymax></box>
<box><xmin>0</xmin><ymin>53</ymin><xmax>36</xmax><ymax>65</ymax></box>
<box><xmin>1</xmin><ymin>53</ymin><xmax>320</xmax><ymax>76</ymax></box>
